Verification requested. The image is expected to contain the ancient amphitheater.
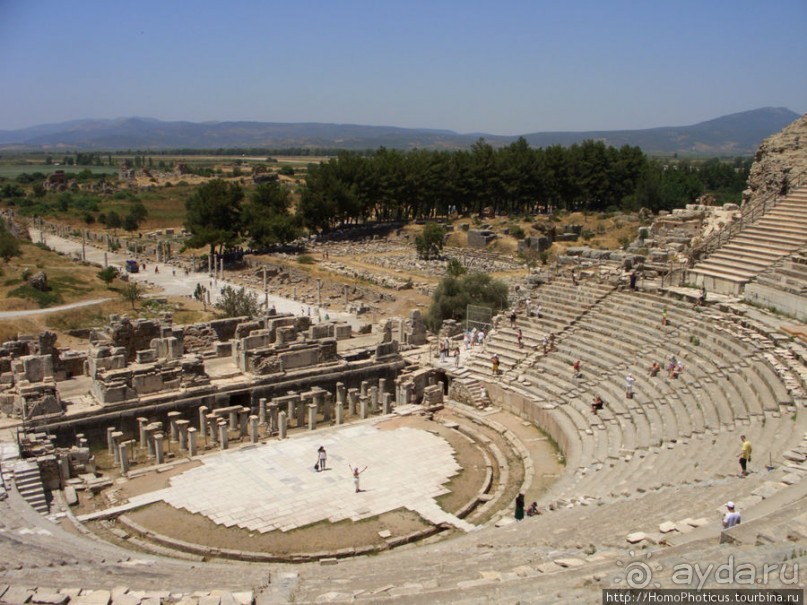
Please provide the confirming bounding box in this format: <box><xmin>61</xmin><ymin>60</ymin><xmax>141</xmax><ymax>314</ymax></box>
<box><xmin>0</xmin><ymin>117</ymin><xmax>805</xmax><ymax>604</ymax></box>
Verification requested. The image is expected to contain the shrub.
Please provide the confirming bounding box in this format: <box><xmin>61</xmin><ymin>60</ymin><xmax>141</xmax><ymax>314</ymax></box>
<box><xmin>509</xmin><ymin>225</ymin><xmax>525</xmax><ymax>239</ymax></box>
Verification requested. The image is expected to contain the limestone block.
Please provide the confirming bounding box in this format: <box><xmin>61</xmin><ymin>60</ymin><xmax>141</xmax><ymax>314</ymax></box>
<box><xmin>231</xmin><ymin>592</ymin><xmax>253</xmax><ymax>605</ymax></box>
<box><xmin>68</xmin><ymin>590</ymin><xmax>112</xmax><ymax>605</ymax></box>
<box><xmin>554</xmin><ymin>557</ymin><xmax>586</xmax><ymax>568</ymax></box>
<box><xmin>626</xmin><ymin>531</ymin><xmax>647</xmax><ymax>543</ymax></box>
<box><xmin>32</xmin><ymin>593</ymin><xmax>70</xmax><ymax>605</ymax></box>
<box><xmin>112</xmin><ymin>594</ymin><xmax>140</xmax><ymax>605</ymax></box>
<box><xmin>2</xmin><ymin>586</ymin><xmax>35</xmax><ymax>604</ymax></box>
<box><xmin>658</xmin><ymin>521</ymin><xmax>678</xmax><ymax>533</ymax></box>
<box><xmin>132</xmin><ymin>372</ymin><xmax>164</xmax><ymax>395</ymax></box>
<box><xmin>63</xmin><ymin>485</ymin><xmax>78</xmax><ymax>506</ymax></box>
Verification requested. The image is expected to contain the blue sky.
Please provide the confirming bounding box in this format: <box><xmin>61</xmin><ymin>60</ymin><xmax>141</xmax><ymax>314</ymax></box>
<box><xmin>1</xmin><ymin>0</ymin><xmax>805</xmax><ymax>134</ymax></box>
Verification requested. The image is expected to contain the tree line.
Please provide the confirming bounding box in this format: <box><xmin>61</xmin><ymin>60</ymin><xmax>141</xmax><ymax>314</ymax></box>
<box><xmin>296</xmin><ymin>139</ymin><xmax>751</xmax><ymax>231</ymax></box>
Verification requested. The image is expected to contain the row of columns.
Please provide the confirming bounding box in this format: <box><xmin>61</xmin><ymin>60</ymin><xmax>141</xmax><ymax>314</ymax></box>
<box><xmin>104</xmin><ymin>377</ymin><xmax>402</xmax><ymax>474</ymax></box>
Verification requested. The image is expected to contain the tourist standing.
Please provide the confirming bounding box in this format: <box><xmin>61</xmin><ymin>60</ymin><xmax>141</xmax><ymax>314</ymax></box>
<box><xmin>517</xmin><ymin>328</ymin><xmax>523</xmax><ymax>349</ymax></box>
<box><xmin>349</xmin><ymin>464</ymin><xmax>367</xmax><ymax>493</ymax></box>
<box><xmin>317</xmin><ymin>446</ymin><xmax>327</xmax><ymax>472</ymax></box>
<box><xmin>625</xmin><ymin>373</ymin><xmax>635</xmax><ymax>398</ymax></box>
<box><xmin>515</xmin><ymin>493</ymin><xmax>525</xmax><ymax>520</ymax></box>
<box><xmin>739</xmin><ymin>435</ymin><xmax>752</xmax><ymax>477</ymax></box>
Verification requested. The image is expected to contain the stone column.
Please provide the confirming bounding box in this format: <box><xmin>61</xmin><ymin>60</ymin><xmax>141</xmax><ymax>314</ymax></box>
<box><xmin>154</xmin><ymin>433</ymin><xmax>165</xmax><ymax>465</ymax></box>
<box><xmin>188</xmin><ymin>427</ymin><xmax>198</xmax><ymax>456</ymax></box>
<box><xmin>138</xmin><ymin>418</ymin><xmax>149</xmax><ymax>449</ymax></box>
<box><xmin>145</xmin><ymin>424</ymin><xmax>159</xmax><ymax>458</ymax></box>
<box><xmin>378</xmin><ymin>378</ymin><xmax>387</xmax><ymax>397</ymax></box>
<box><xmin>119</xmin><ymin>441</ymin><xmax>130</xmax><ymax>474</ymax></box>
<box><xmin>110</xmin><ymin>431</ymin><xmax>123</xmax><ymax>464</ymax></box>
<box><xmin>249</xmin><ymin>415</ymin><xmax>259</xmax><ymax>444</ymax></box>
<box><xmin>383</xmin><ymin>392</ymin><xmax>393</xmax><ymax>415</ymax></box>
<box><xmin>106</xmin><ymin>427</ymin><xmax>116</xmax><ymax>454</ymax></box>
<box><xmin>296</xmin><ymin>399</ymin><xmax>306</xmax><ymax>427</ymax></box>
<box><xmin>336</xmin><ymin>382</ymin><xmax>346</xmax><ymax>407</ymax></box>
<box><xmin>308</xmin><ymin>403</ymin><xmax>317</xmax><ymax>430</ymax></box>
<box><xmin>335</xmin><ymin>401</ymin><xmax>344</xmax><ymax>425</ymax></box>
<box><xmin>206</xmin><ymin>414</ymin><xmax>218</xmax><ymax>444</ymax></box>
<box><xmin>229</xmin><ymin>410</ymin><xmax>238</xmax><ymax>431</ymax></box>
<box><xmin>177</xmin><ymin>420</ymin><xmax>190</xmax><ymax>451</ymax></box>
<box><xmin>370</xmin><ymin>386</ymin><xmax>379</xmax><ymax>413</ymax></box>
<box><xmin>347</xmin><ymin>389</ymin><xmax>359</xmax><ymax>416</ymax></box>
<box><xmin>168</xmin><ymin>411</ymin><xmax>182</xmax><ymax>442</ymax></box>
<box><xmin>322</xmin><ymin>392</ymin><xmax>332</xmax><ymax>423</ymax></box>
<box><xmin>258</xmin><ymin>398</ymin><xmax>267</xmax><ymax>426</ymax></box>
<box><xmin>287</xmin><ymin>400</ymin><xmax>295</xmax><ymax>423</ymax></box>
<box><xmin>312</xmin><ymin>389</ymin><xmax>325</xmax><ymax>421</ymax></box>
<box><xmin>360</xmin><ymin>396</ymin><xmax>369</xmax><ymax>419</ymax></box>
<box><xmin>218</xmin><ymin>421</ymin><xmax>229</xmax><ymax>449</ymax></box>
<box><xmin>278</xmin><ymin>411</ymin><xmax>287</xmax><ymax>439</ymax></box>
<box><xmin>268</xmin><ymin>402</ymin><xmax>279</xmax><ymax>435</ymax></box>
<box><xmin>198</xmin><ymin>406</ymin><xmax>209</xmax><ymax>436</ymax></box>
<box><xmin>239</xmin><ymin>407</ymin><xmax>250</xmax><ymax>438</ymax></box>
<box><xmin>360</xmin><ymin>380</ymin><xmax>369</xmax><ymax>397</ymax></box>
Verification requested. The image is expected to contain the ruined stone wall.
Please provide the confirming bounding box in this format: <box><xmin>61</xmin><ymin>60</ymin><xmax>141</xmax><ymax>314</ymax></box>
<box><xmin>745</xmin><ymin>113</ymin><xmax>807</xmax><ymax>209</ymax></box>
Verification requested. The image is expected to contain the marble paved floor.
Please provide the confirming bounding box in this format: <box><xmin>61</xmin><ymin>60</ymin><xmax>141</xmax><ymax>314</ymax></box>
<box><xmin>126</xmin><ymin>422</ymin><xmax>475</xmax><ymax>533</ymax></box>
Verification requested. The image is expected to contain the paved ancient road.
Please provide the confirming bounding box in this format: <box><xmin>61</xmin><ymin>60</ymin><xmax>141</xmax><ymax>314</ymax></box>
<box><xmin>27</xmin><ymin>228</ymin><xmax>361</xmax><ymax>328</ymax></box>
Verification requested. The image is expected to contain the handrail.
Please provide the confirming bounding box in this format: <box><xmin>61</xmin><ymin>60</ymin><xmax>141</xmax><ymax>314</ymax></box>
<box><xmin>688</xmin><ymin>190</ymin><xmax>780</xmax><ymax>267</ymax></box>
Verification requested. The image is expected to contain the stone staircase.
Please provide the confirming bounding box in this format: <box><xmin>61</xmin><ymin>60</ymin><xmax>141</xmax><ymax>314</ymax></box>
<box><xmin>13</xmin><ymin>459</ymin><xmax>49</xmax><ymax>514</ymax></box>
<box><xmin>690</xmin><ymin>187</ymin><xmax>807</xmax><ymax>295</ymax></box>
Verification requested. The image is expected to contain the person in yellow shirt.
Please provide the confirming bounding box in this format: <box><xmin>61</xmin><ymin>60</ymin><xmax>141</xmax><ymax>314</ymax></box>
<box><xmin>739</xmin><ymin>435</ymin><xmax>752</xmax><ymax>477</ymax></box>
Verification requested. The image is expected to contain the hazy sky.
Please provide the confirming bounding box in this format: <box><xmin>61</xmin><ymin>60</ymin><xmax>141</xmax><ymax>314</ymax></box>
<box><xmin>1</xmin><ymin>0</ymin><xmax>805</xmax><ymax>134</ymax></box>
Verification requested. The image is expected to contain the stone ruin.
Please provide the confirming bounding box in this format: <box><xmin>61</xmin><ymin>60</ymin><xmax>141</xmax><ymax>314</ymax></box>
<box><xmin>377</xmin><ymin>310</ymin><xmax>427</xmax><ymax>348</ymax></box>
<box><xmin>17</xmin><ymin>431</ymin><xmax>97</xmax><ymax>492</ymax></box>
<box><xmin>88</xmin><ymin>315</ymin><xmax>209</xmax><ymax>405</ymax></box>
<box><xmin>0</xmin><ymin>332</ymin><xmax>82</xmax><ymax>420</ymax></box>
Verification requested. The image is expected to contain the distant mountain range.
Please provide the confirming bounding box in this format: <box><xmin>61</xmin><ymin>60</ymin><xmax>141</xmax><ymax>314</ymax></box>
<box><xmin>0</xmin><ymin>107</ymin><xmax>800</xmax><ymax>155</ymax></box>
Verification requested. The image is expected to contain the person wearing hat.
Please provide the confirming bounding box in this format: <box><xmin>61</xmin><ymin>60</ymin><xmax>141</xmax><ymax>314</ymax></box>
<box><xmin>722</xmin><ymin>502</ymin><xmax>741</xmax><ymax>528</ymax></box>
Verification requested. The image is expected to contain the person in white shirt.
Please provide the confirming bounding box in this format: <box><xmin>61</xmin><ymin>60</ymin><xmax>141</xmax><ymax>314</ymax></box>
<box><xmin>722</xmin><ymin>501</ymin><xmax>741</xmax><ymax>528</ymax></box>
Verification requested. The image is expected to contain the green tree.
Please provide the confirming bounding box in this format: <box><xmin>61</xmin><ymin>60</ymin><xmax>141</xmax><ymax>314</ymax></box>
<box><xmin>415</xmin><ymin>223</ymin><xmax>445</xmax><ymax>260</ymax></box>
<box><xmin>184</xmin><ymin>179</ymin><xmax>244</xmax><ymax>256</ymax></box>
<box><xmin>446</xmin><ymin>258</ymin><xmax>467</xmax><ymax>277</ymax></box>
<box><xmin>243</xmin><ymin>182</ymin><xmax>301</xmax><ymax>248</ymax></box>
<box><xmin>193</xmin><ymin>282</ymin><xmax>208</xmax><ymax>311</ymax></box>
<box><xmin>97</xmin><ymin>266</ymin><xmax>118</xmax><ymax>288</ymax></box>
<box><xmin>121</xmin><ymin>281</ymin><xmax>142</xmax><ymax>310</ymax></box>
<box><xmin>215</xmin><ymin>285</ymin><xmax>259</xmax><ymax>319</ymax></box>
<box><xmin>0</xmin><ymin>224</ymin><xmax>22</xmax><ymax>262</ymax></box>
<box><xmin>123</xmin><ymin>213</ymin><xmax>140</xmax><ymax>232</ymax></box>
<box><xmin>105</xmin><ymin>211</ymin><xmax>122</xmax><ymax>231</ymax></box>
<box><xmin>426</xmin><ymin>272</ymin><xmax>508</xmax><ymax>332</ymax></box>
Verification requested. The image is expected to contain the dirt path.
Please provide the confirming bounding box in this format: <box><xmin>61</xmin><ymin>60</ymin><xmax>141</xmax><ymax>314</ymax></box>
<box><xmin>0</xmin><ymin>297</ymin><xmax>112</xmax><ymax>319</ymax></box>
